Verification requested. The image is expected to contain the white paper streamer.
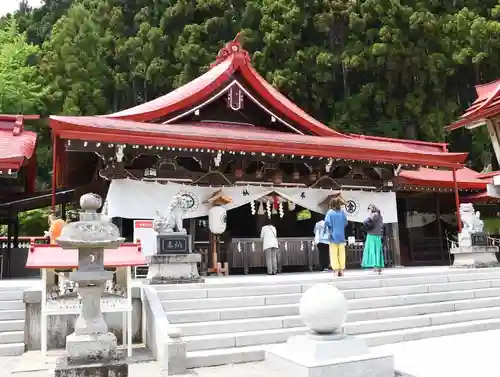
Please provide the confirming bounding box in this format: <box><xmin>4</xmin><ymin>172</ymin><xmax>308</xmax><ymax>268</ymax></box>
<box><xmin>266</xmin><ymin>201</ymin><xmax>272</xmax><ymax>219</ymax></box>
<box><xmin>250</xmin><ymin>201</ymin><xmax>256</xmax><ymax>215</ymax></box>
<box><xmin>279</xmin><ymin>201</ymin><xmax>284</xmax><ymax>218</ymax></box>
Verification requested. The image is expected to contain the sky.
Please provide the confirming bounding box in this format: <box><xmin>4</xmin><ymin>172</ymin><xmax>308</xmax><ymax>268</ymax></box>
<box><xmin>0</xmin><ymin>0</ymin><xmax>43</xmax><ymax>17</ymax></box>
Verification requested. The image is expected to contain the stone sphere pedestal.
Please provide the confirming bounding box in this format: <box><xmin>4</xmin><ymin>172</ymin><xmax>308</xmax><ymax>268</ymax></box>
<box><xmin>265</xmin><ymin>283</ymin><xmax>394</xmax><ymax>377</ymax></box>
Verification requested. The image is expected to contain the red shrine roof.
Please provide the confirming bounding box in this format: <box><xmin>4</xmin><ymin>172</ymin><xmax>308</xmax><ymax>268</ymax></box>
<box><xmin>25</xmin><ymin>243</ymin><xmax>145</xmax><ymax>269</ymax></box>
<box><xmin>49</xmin><ymin>35</ymin><xmax>468</xmax><ymax>169</ymax></box>
<box><xmin>446</xmin><ymin>79</ymin><xmax>500</xmax><ymax>131</ymax></box>
<box><xmin>396</xmin><ymin>167</ymin><xmax>488</xmax><ymax>190</ymax></box>
<box><xmin>51</xmin><ymin>116</ymin><xmax>467</xmax><ymax>168</ymax></box>
<box><xmin>0</xmin><ymin>115</ymin><xmax>39</xmax><ymax>171</ymax></box>
<box><xmin>104</xmin><ymin>34</ymin><xmax>344</xmax><ymax>138</ymax></box>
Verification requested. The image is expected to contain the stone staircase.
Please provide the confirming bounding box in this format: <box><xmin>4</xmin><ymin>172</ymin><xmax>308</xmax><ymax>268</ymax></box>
<box><xmin>156</xmin><ymin>268</ymin><xmax>500</xmax><ymax>369</ymax></box>
<box><xmin>0</xmin><ymin>286</ymin><xmax>25</xmax><ymax>356</ymax></box>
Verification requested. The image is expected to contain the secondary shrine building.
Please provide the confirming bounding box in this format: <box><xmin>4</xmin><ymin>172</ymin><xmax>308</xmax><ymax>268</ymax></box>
<box><xmin>46</xmin><ymin>37</ymin><xmax>493</xmax><ymax>273</ymax></box>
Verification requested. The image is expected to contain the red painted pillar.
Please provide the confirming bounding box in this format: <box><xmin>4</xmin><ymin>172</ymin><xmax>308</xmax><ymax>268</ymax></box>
<box><xmin>51</xmin><ymin>133</ymin><xmax>57</xmax><ymax>210</ymax></box>
<box><xmin>452</xmin><ymin>168</ymin><xmax>462</xmax><ymax>232</ymax></box>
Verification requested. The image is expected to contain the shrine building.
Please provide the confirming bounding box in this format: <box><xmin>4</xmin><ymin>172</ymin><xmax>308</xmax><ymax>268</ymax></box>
<box><xmin>45</xmin><ymin>36</ymin><xmax>494</xmax><ymax>274</ymax></box>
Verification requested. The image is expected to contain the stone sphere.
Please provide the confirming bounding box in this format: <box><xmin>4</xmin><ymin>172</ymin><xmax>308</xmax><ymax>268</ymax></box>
<box><xmin>299</xmin><ymin>283</ymin><xmax>348</xmax><ymax>334</ymax></box>
<box><xmin>80</xmin><ymin>193</ymin><xmax>102</xmax><ymax>211</ymax></box>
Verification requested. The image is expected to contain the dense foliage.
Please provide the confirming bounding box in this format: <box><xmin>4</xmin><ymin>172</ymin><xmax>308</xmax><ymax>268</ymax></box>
<box><xmin>3</xmin><ymin>0</ymin><xmax>500</xmax><ymax>189</ymax></box>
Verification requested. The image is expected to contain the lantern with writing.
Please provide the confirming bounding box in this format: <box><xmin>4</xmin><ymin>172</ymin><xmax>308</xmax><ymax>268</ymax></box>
<box><xmin>205</xmin><ymin>189</ymin><xmax>232</xmax><ymax>235</ymax></box>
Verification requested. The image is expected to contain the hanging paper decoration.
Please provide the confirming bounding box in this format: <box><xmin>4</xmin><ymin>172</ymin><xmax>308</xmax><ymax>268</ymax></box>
<box><xmin>266</xmin><ymin>200</ymin><xmax>272</xmax><ymax>219</ymax></box>
<box><xmin>257</xmin><ymin>201</ymin><xmax>265</xmax><ymax>215</ymax></box>
<box><xmin>300</xmin><ymin>241</ymin><xmax>304</xmax><ymax>251</ymax></box>
<box><xmin>250</xmin><ymin>201</ymin><xmax>256</xmax><ymax>215</ymax></box>
<box><xmin>284</xmin><ymin>241</ymin><xmax>288</xmax><ymax>251</ymax></box>
<box><xmin>273</xmin><ymin>195</ymin><xmax>280</xmax><ymax>210</ymax></box>
<box><xmin>252</xmin><ymin>242</ymin><xmax>256</xmax><ymax>252</ymax></box>
<box><xmin>208</xmin><ymin>206</ymin><xmax>227</xmax><ymax>234</ymax></box>
<box><xmin>288</xmin><ymin>201</ymin><xmax>296</xmax><ymax>211</ymax></box>
<box><xmin>237</xmin><ymin>242</ymin><xmax>241</xmax><ymax>253</ymax></box>
<box><xmin>279</xmin><ymin>201</ymin><xmax>284</xmax><ymax>218</ymax></box>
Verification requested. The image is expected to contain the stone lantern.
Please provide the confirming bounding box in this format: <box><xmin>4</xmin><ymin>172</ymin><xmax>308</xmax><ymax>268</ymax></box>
<box><xmin>55</xmin><ymin>193</ymin><xmax>128</xmax><ymax>376</ymax></box>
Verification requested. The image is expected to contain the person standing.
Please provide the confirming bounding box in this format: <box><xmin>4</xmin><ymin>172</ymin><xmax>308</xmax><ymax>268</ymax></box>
<box><xmin>313</xmin><ymin>219</ymin><xmax>330</xmax><ymax>271</ymax></box>
<box><xmin>324</xmin><ymin>197</ymin><xmax>348</xmax><ymax>276</ymax></box>
<box><xmin>260</xmin><ymin>219</ymin><xmax>279</xmax><ymax>275</ymax></box>
<box><xmin>45</xmin><ymin>212</ymin><xmax>66</xmax><ymax>244</ymax></box>
<box><xmin>361</xmin><ymin>204</ymin><xmax>385</xmax><ymax>274</ymax></box>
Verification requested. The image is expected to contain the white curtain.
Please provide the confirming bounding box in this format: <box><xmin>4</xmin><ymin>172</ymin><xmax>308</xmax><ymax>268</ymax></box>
<box><xmin>106</xmin><ymin>179</ymin><xmax>398</xmax><ymax>223</ymax></box>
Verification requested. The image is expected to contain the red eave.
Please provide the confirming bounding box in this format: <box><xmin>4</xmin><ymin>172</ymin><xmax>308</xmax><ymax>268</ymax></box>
<box><xmin>397</xmin><ymin>167</ymin><xmax>487</xmax><ymax>189</ymax></box>
<box><xmin>446</xmin><ymin>78</ymin><xmax>500</xmax><ymax>131</ymax></box>
<box><xmin>50</xmin><ymin>116</ymin><xmax>467</xmax><ymax>168</ymax></box>
<box><xmin>25</xmin><ymin>243</ymin><xmax>145</xmax><ymax>269</ymax></box>
<box><xmin>104</xmin><ymin>35</ymin><xmax>345</xmax><ymax>137</ymax></box>
<box><xmin>461</xmin><ymin>191</ymin><xmax>500</xmax><ymax>203</ymax></box>
<box><xmin>351</xmin><ymin>134</ymin><xmax>448</xmax><ymax>153</ymax></box>
<box><xmin>0</xmin><ymin>116</ymin><xmax>38</xmax><ymax>171</ymax></box>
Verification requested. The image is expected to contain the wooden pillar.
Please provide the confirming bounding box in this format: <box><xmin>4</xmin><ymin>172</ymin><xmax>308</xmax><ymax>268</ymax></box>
<box><xmin>452</xmin><ymin>168</ymin><xmax>462</xmax><ymax>232</ymax></box>
<box><xmin>435</xmin><ymin>193</ymin><xmax>445</xmax><ymax>261</ymax></box>
<box><xmin>51</xmin><ymin>134</ymin><xmax>57</xmax><ymax>210</ymax></box>
<box><xmin>390</xmin><ymin>223</ymin><xmax>402</xmax><ymax>267</ymax></box>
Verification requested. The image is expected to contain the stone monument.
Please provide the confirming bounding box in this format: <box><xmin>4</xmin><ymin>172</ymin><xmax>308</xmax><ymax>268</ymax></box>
<box><xmin>54</xmin><ymin>193</ymin><xmax>128</xmax><ymax>377</ymax></box>
<box><xmin>450</xmin><ymin>203</ymin><xmax>499</xmax><ymax>267</ymax></box>
<box><xmin>146</xmin><ymin>192</ymin><xmax>203</xmax><ymax>284</ymax></box>
<box><xmin>265</xmin><ymin>283</ymin><xmax>394</xmax><ymax>377</ymax></box>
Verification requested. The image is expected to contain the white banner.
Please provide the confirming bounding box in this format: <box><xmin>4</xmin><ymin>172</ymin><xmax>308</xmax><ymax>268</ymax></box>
<box><xmin>106</xmin><ymin>179</ymin><xmax>398</xmax><ymax>223</ymax></box>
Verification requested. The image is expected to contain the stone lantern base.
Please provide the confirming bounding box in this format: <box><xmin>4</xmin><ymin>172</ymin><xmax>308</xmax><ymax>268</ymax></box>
<box><xmin>265</xmin><ymin>332</ymin><xmax>394</xmax><ymax>377</ymax></box>
<box><xmin>450</xmin><ymin>245</ymin><xmax>499</xmax><ymax>268</ymax></box>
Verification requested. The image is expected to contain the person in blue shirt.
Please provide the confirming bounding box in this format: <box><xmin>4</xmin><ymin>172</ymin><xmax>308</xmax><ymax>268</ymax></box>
<box><xmin>324</xmin><ymin>196</ymin><xmax>348</xmax><ymax>276</ymax></box>
<box><xmin>313</xmin><ymin>219</ymin><xmax>330</xmax><ymax>271</ymax></box>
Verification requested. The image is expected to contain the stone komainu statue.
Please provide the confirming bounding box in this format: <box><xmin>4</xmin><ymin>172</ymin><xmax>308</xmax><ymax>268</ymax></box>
<box><xmin>459</xmin><ymin>203</ymin><xmax>484</xmax><ymax>234</ymax></box>
<box><xmin>153</xmin><ymin>192</ymin><xmax>188</xmax><ymax>234</ymax></box>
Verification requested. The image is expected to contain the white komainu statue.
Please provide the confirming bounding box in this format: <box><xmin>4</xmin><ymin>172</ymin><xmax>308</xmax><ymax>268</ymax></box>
<box><xmin>458</xmin><ymin>203</ymin><xmax>484</xmax><ymax>246</ymax></box>
<box><xmin>153</xmin><ymin>192</ymin><xmax>188</xmax><ymax>234</ymax></box>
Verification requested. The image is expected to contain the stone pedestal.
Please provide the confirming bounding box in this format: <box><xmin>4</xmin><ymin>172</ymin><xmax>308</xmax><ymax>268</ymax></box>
<box><xmin>55</xmin><ymin>351</ymin><xmax>128</xmax><ymax>377</ymax></box>
<box><xmin>147</xmin><ymin>254</ymin><xmax>203</xmax><ymax>284</ymax></box>
<box><xmin>450</xmin><ymin>245</ymin><xmax>499</xmax><ymax>268</ymax></box>
<box><xmin>266</xmin><ymin>283</ymin><xmax>394</xmax><ymax>377</ymax></box>
<box><xmin>266</xmin><ymin>332</ymin><xmax>393</xmax><ymax>377</ymax></box>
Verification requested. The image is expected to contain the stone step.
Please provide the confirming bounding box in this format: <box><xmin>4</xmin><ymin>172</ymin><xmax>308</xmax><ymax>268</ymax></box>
<box><xmin>0</xmin><ymin>320</ymin><xmax>24</xmax><ymax>333</ymax></box>
<box><xmin>0</xmin><ymin>300</ymin><xmax>24</xmax><ymax>311</ymax></box>
<box><xmin>0</xmin><ymin>290</ymin><xmax>24</xmax><ymax>301</ymax></box>
<box><xmin>162</xmin><ymin>281</ymin><xmax>500</xmax><ymax>312</ymax></box>
<box><xmin>182</xmin><ymin>306</ymin><xmax>500</xmax><ymax>352</ymax></box>
<box><xmin>156</xmin><ymin>270</ymin><xmax>500</xmax><ymax>299</ymax></box>
<box><xmin>0</xmin><ymin>331</ymin><xmax>24</xmax><ymax>344</ymax></box>
<box><xmin>154</xmin><ymin>268</ymin><xmax>500</xmax><ymax>292</ymax></box>
<box><xmin>176</xmin><ymin>295</ymin><xmax>500</xmax><ymax>335</ymax></box>
<box><xmin>185</xmin><ymin>317</ymin><xmax>500</xmax><ymax>368</ymax></box>
<box><xmin>0</xmin><ymin>310</ymin><xmax>25</xmax><ymax>321</ymax></box>
<box><xmin>0</xmin><ymin>342</ymin><xmax>24</xmax><ymax>357</ymax></box>
<box><xmin>168</xmin><ymin>292</ymin><xmax>500</xmax><ymax>325</ymax></box>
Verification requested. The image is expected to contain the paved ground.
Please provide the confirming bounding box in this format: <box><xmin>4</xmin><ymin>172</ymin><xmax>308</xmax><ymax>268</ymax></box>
<box><xmin>2</xmin><ymin>329</ymin><xmax>500</xmax><ymax>376</ymax></box>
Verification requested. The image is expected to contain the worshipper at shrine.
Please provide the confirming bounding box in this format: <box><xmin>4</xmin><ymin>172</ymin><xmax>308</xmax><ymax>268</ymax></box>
<box><xmin>313</xmin><ymin>219</ymin><xmax>330</xmax><ymax>271</ymax></box>
<box><xmin>45</xmin><ymin>212</ymin><xmax>66</xmax><ymax>244</ymax></box>
<box><xmin>324</xmin><ymin>197</ymin><xmax>348</xmax><ymax>277</ymax></box>
<box><xmin>361</xmin><ymin>204</ymin><xmax>385</xmax><ymax>274</ymax></box>
<box><xmin>260</xmin><ymin>218</ymin><xmax>279</xmax><ymax>275</ymax></box>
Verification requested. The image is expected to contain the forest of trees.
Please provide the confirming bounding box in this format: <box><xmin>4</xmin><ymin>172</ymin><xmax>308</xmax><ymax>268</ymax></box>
<box><xmin>1</xmin><ymin>0</ymin><xmax>500</xmax><ymax>190</ymax></box>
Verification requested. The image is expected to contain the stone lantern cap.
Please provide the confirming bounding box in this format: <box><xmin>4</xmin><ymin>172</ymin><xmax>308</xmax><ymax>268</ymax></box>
<box><xmin>57</xmin><ymin>193</ymin><xmax>125</xmax><ymax>249</ymax></box>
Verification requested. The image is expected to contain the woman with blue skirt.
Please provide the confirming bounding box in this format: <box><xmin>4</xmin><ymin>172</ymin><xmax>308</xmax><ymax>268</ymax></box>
<box><xmin>361</xmin><ymin>204</ymin><xmax>384</xmax><ymax>274</ymax></box>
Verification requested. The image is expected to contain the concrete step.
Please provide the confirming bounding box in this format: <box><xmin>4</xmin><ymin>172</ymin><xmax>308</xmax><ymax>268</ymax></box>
<box><xmin>0</xmin><ymin>300</ymin><xmax>24</xmax><ymax>311</ymax></box>
<box><xmin>157</xmin><ymin>270</ymin><xmax>500</xmax><ymax>300</ymax></box>
<box><xmin>0</xmin><ymin>320</ymin><xmax>24</xmax><ymax>333</ymax></box>
<box><xmin>185</xmin><ymin>317</ymin><xmax>500</xmax><ymax>368</ymax></box>
<box><xmin>176</xmin><ymin>295</ymin><xmax>500</xmax><ymax>335</ymax></box>
<box><xmin>0</xmin><ymin>342</ymin><xmax>24</xmax><ymax>356</ymax></box>
<box><xmin>167</xmin><ymin>288</ymin><xmax>500</xmax><ymax>324</ymax></box>
<box><xmin>0</xmin><ymin>310</ymin><xmax>25</xmax><ymax>321</ymax></box>
<box><xmin>154</xmin><ymin>268</ymin><xmax>500</xmax><ymax>292</ymax></box>
<box><xmin>0</xmin><ymin>331</ymin><xmax>24</xmax><ymax>344</ymax></box>
<box><xmin>182</xmin><ymin>306</ymin><xmax>500</xmax><ymax>352</ymax></box>
<box><xmin>162</xmin><ymin>281</ymin><xmax>500</xmax><ymax>312</ymax></box>
<box><xmin>0</xmin><ymin>291</ymin><xmax>24</xmax><ymax>301</ymax></box>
